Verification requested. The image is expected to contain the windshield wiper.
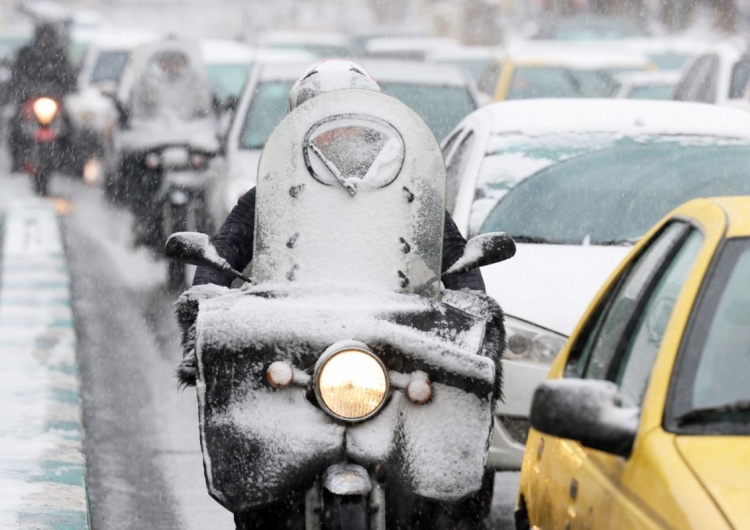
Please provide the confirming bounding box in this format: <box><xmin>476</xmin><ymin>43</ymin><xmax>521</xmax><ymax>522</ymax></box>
<box><xmin>676</xmin><ymin>400</ymin><xmax>750</xmax><ymax>426</ymax></box>
<box><xmin>592</xmin><ymin>238</ymin><xmax>639</xmax><ymax>246</ymax></box>
<box><xmin>510</xmin><ymin>235</ymin><xmax>560</xmax><ymax>244</ymax></box>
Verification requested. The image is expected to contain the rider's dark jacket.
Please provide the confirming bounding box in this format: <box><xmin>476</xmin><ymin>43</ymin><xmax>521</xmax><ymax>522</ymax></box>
<box><xmin>193</xmin><ymin>187</ymin><xmax>486</xmax><ymax>292</ymax></box>
<box><xmin>9</xmin><ymin>41</ymin><xmax>76</xmax><ymax>101</ymax></box>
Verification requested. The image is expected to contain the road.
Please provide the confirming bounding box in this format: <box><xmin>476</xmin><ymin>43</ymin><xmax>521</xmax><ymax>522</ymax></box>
<box><xmin>44</xmin><ymin>173</ymin><xmax>518</xmax><ymax>529</ymax></box>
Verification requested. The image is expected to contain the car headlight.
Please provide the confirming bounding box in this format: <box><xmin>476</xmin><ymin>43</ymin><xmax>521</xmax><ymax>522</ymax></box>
<box><xmin>503</xmin><ymin>316</ymin><xmax>567</xmax><ymax>364</ymax></box>
<box><xmin>315</xmin><ymin>345</ymin><xmax>389</xmax><ymax>421</ymax></box>
<box><xmin>33</xmin><ymin>97</ymin><xmax>58</xmax><ymax>125</ymax></box>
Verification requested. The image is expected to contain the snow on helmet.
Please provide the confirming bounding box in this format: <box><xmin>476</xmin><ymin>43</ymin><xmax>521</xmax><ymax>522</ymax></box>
<box><xmin>288</xmin><ymin>59</ymin><xmax>380</xmax><ymax>112</ymax></box>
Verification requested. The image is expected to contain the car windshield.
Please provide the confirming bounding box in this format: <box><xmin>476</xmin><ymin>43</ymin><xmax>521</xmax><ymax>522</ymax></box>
<box><xmin>239</xmin><ymin>80</ymin><xmax>476</xmax><ymax>149</ymax></box>
<box><xmin>90</xmin><ymin>50</ymin><xmax>129</xmax><ymax>83</ymax></box>
<box><xmin>538</xmin><ymin>17</ymin><xmax>650</xmax><ymax>40</ymax></box>
<box><xmin>649</xmin><ymin>52</ymin><xmax>693</xmax><ymax>70</ymax></box>
<box><xmin>437</xmin><ymin>58</ymin><xmax>493</xmax><ymax>84</ymax></box>
<box><xmin>269</xmin><ymin>43</ymin><xmax>349</xmax><ymax>57</ymax></box>
<box><xmin>628</xmin><ymin>84</ymin><xmax>674</xmax><ymax>100</ymax></box>
<box><xmin>671</xmin><ymin>238</ymin><xmax>750</xmax><ymax>430</ymax></box>
<box><xmin>205</xmin><ymin>63</ymin><xmax>253</xmax><ymax>98</ymax></box>
<box><xmin>506</xmin><ymin>66</ymin><xmax>582</xmax><ymax>99</ymax></box>
<box><xmin>377</xmin><ymin>82</ymin><xmax>475</xmax><ymax>141</ymax></box>
<box><xmin>480</xmin><ymin>138</ymin><xmax>750</xmax><ymax>244</ymax></box>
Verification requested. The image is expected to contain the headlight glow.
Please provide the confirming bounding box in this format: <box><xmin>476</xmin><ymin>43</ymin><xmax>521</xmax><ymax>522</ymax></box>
<box><xmin>503</xmin><ymin>316</ymin><xmax>567</xmax><ymax>364</ymax></box>
<box><xmin>315</xmin><ymin>347</ymin><xmax>388</xmax><ymax>421</ymax></box>
<box><xmin>33</xmin><ymin>97</ymin><xmax>58</xmax><ymax>125</ymax></box>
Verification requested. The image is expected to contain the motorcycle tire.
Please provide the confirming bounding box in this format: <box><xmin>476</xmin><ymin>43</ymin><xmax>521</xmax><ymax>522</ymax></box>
<box><xmin>33</xmin><ymin>172</ymin><xmax>49</xmax><ymax>196</ymax></box>
<box><xmin>322</xmin><ymin>493</ymin><xmax>369</xmax><ymax>530</ymax></box>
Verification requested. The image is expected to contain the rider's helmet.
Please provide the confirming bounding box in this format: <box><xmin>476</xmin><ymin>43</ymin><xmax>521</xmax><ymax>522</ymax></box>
<box><xmin>287</xmin><ymin>59</ymin><xmax>380</xmax><ymax>112</ymax></box>
<box><xmin>34</xmin><ymin>23</ymin><xmax>58</xmax><ymax>47</ymax></box>
<box><xmin>153</xmin><ymin>49</ymin><xmax>190</xmax><ymax>80</ymax></box>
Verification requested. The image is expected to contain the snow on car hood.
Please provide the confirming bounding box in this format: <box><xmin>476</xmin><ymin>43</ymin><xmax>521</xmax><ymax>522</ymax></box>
<box><xmin>228</xmin><ymin>148</ymin><xmax>262</xmax><ymax>185</ymax></box>
<box><xmin>481</xmin><ymin>243</ymin><xmax>631</xmax><ymax>336</ymax></box>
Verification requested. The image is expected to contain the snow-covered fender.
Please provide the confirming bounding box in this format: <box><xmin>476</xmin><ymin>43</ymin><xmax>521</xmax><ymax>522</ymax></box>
<box><xmin>190</xmin><ymin>284</ymin><xmax>504</xmax><ymax>513</ymax></box>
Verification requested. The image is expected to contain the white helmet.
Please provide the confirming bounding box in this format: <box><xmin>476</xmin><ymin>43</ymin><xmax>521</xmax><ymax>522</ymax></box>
<box><xmin>288</xmin><ymin>59</ymin><xmax>380</xmax><ymax>111</ymax></box>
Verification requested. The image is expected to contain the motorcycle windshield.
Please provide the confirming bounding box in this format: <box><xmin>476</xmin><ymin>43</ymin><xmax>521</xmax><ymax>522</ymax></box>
<box><xmin>253</xmin><ymin>89</ymin><xmax>446</xmax><ymax>298</ymax></box>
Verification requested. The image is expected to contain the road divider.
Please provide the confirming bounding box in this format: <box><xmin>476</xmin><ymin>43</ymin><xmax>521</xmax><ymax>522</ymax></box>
<box><xmin>0</xmin><ymin>178</ymin><xmax>90</xmax><ymax>529</ymax></box>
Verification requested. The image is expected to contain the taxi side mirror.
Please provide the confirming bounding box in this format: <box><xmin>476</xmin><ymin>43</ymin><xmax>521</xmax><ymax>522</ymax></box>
<box><xmin>530</xmin><ymin>379</ymin><xmax>638</xmax><ymax>458</ymax></box>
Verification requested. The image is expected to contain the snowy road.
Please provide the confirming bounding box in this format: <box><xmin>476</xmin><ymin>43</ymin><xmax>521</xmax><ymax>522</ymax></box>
<box><xmin>46</xmin><ymin>174</ymin><xmax>518</xmax><ymax>529</ymax></box>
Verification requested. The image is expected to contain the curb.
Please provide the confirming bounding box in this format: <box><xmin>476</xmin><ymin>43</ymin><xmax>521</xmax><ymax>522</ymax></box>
<box><xmin>0</xmin><ymin>178</ymin><xmax>91</xmax><ymax>529</ymax></box>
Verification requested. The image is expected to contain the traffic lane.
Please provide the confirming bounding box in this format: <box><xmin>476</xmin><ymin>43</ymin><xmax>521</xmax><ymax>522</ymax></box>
<box><xmin>51</xmin><ymin>174</ymin><xmax>517</xmax><ymax>529</ymax></box>
<box><xmin>52</xmin><ymin>176</ymin><xmax>232</xmax><ymax>529</ymax></box>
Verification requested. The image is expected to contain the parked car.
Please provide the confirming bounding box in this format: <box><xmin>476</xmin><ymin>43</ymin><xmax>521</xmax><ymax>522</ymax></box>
<box><xmin>517</xmin><ymin>196</ymin><xmax>750</xmax><ymax>530</ymax></box>
<box><xmin>442</xmin><ymin>99</ymin><xmax>750</xmax><ymax>470</ymax></box>
<box><xmin>208</xmin><ymin>59</ymin><xmax>479</xmax><ymax>229</ymax></box>
<box><xmin>478</xmin><ymin>47</ymin><xmax>651</xmax><ymax>101</ymax></box>
<box><xmin>257</xmin><ymin>31</ymin><xmax>350</xmax><ymax>58</ymax></box>
<box><xmin>428</xmin><ymin>45</ymin><xmax>502</xmax><ymax>87</ymax></box>
<box><xmin>616</xmin><ymin>70</ymin><xmax>681</xmax><ymax>100</ymax></box>
<box><xmin>621</xmin><ymin>37</ymin><xmax>713</xmax><ymax>72</ymax></box>
<box><xmin>673</xmin><ymin>40</ymin><xmax>750</xmax><ymax>105</ymax></box>
<box><xmin>364</xmin><ymin>36</ymin><xmax>460</xmax><ymax>61</ymax></box>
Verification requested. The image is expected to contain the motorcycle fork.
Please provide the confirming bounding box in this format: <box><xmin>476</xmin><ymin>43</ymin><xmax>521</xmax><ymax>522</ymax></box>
<box><xmin>305</xmin><ymin>464</ymin><xmax>386</xmax><ymax>530</ymax></box>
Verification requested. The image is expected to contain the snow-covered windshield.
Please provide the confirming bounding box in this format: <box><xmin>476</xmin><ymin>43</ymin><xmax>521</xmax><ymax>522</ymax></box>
<box><xmin>240</xmin><ymin>80</ymin><xmax>475</xmax><ymax>150</ymax></box>
<box><xmin>90</xmin><ymin>51</ymin><xmax>129</xmax><ymax>84</ymax></box>
<box><xmin>480</xmin><ymin>138</ymin><xmax>750</xmax><ymax>245</ymax></box>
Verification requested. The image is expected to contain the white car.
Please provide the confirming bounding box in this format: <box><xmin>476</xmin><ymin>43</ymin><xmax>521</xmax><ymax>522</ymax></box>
<box><xmin>443</xmin><ymin>99</ymin><xmax>750</xmax><ymax>469</ymax></box>
<box><xmin>364</xmin><ymin>36</ymin><xmax>460</xmax><ymax>61</ymax></box>
<box><xmin>673</xmin><ymin>39</ymin><xmax>750</xmax><ymax>105</ymax></box>
<box><xmin>257</xmin><ymin>31</ymin><xmax>350</xmax><ymax>58</ymax></box>
<box><xmin>209</xmin><ymin>59</ymin><xmax>480</xmax><ymax>229</ymax></box>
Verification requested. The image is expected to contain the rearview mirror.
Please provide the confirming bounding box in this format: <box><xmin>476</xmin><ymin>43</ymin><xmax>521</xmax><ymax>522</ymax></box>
<box><xmin>443</xmin><ymin>232</ymin><xmax>516</xmax><ymax>277</ymax></box>
<box><xmin>530</xmin><ymin>379</ymin><xmax>638</xmax><ymax>458</ymax></box>
<box><xmin>165</xmin><ymin>232</ymin><xmax>251</xmax><ymax>283</ymax></box>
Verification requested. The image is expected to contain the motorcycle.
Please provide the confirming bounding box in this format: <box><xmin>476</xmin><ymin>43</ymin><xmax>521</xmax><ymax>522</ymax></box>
<box><xmin>125</xmin><ymin>140</ymin><xmax>217</xmax><ymax>289</ymax></box>
<box><xmin>14</xmin><ymin>90</ymin><xmax>69</xmax><ymax>195</ymax></box>
<box><xmin>167</xmin><ymin>89</ymin><xmax>515</xmax><ymax>529</ymax></box>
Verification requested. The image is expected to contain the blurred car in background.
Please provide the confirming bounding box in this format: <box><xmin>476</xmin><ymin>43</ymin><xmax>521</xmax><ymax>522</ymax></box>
<box><xmin>363</xmin><ymin>35</ymin><xmax>460</xmax><ymax>61</ymax></box>
<box><xmin>478</xmin><ymin>47</ymin><xmax>652</xmax><ymax>101</ymax></box>
<box><xmin>257</xmin><ymin>31</ymin><xmax>350</xmax><ymax>58</ymax></box>
<box><xmin>672</xmin><ymin>40</ymin><xmax>750</xmax><ymax>105</ymax></box>
<box><xmin>208</xmin><ymin>59</ymin><xmax>479</xmax><ymax>229</ymax></box>
<box><xmin>518</xmin><ymin>196</ymin><xmax>750</xmax><ymax>530</ymax></box>
<box><xmin>442</xmin><ymin>99</ymin><xmax>750</xmax><ymax>470</ymax></box>
<box><xmin>428</xmin><ymin>45</ymin><xmax>502</xmax><ymax>89</ymax></box>
<box><xmin>531</xmin><ymin>14</ymin><xmax>653</xmax><ymax>41</ymax></box>
<box><xmin>622</xmin><ymin>36</ymin><xmax>714</xmax><ymax>72</ymax></box>
<box><xmin>616</xmin><ymin>70</ymin><xmax>681</xmax><ymax>99</ymax></box>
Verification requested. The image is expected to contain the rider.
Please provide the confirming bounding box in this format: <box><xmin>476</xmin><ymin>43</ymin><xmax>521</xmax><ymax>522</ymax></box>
<box><xmin>127</xmin><ymin>47</ymin><xmax>214</xmax><ymax>246</ymax></box>
<box><xmin>8</xmin><ymin>23</ymin><xmax>76</xmax><ymax>170</ymax></box>
<box><xmin>193</xmin><ymin>59</ymin><xmax>485</xmax><ymax>292</ymax></box>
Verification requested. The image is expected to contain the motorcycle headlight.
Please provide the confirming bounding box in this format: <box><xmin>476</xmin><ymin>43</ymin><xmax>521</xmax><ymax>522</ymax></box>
<box><xmin>315</xmin><ymin>345</ymin><xmax>389</xmax><ymax>421</ymax></box>
<box><xmin>33</xmin><ymin>97</ymin><xmax>58</xmax><ymax>125</ymax></box>
<box><xmin>503</xmin><ymin>316</ymin><xmax>567</xmax><ymax>364</ymax></box>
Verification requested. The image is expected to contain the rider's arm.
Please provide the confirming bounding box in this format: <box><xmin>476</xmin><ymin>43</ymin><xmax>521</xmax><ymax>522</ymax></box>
<box><xmin>192</xmin><ymin>187</ymin><xmax>256</xmax><ymax>287</ymax></box>
<box><xmin>441</xmin><ymin>211</ymin><xmax>486</xmax><ymax>293</ymax></box>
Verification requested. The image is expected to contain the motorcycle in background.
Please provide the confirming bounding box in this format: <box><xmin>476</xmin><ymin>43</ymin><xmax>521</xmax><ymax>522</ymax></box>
<box><xmin>167</xmin><ymin>89</ymin><xmax>516</xmax><ymax>529</ymax></box>
<box><xmin>14</xmin><ymin>90</ymin><xmax>69</xmax><ymax>195</ymax></box>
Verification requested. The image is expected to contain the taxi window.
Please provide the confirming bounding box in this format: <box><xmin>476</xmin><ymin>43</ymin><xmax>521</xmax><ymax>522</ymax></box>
<box><xmin>567</xmin><ymin>222</ymin><xmax>691</xmax><ymax>379</ymax></box>
<box><xmin>614</xmin><ymin>231</ymin><xmax>702</xmax><ymax>407</ymax></box>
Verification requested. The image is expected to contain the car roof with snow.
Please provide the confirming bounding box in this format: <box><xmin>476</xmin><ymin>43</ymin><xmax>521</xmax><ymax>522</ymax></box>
<box><xmin>85</xmin><ymin>27</ymin><xmax>163</xmax><ymax>50</ymax></box>
<box><xmin>475</xmin><ymin>99</ymin><xmax>750</xmax><ymax>140</ymax></box>
<box><xmin>255</xmin><ymin>59</ymin><xmax>475</xmax><ymax>87</ymax></box>
<box><xmin>200</xmin><ymin>39</ymin><xmax>256</xmax><ymax>64</ymax></box>
<box><xmin>503</xmin><ymin>44</ymin><xmax>653</xmax><ymax>69</ymax></box>
<box><xmin>258</xmin><ymin>31</ymin><xmax>350</xmax><ymax>46</ymax></box>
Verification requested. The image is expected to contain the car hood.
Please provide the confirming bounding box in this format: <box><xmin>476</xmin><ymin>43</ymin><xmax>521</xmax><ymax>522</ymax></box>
<box><xmin>676</xmin><ymin>436</ymin><xmax>750</xmax><ymax>528</ymax></box>
<box><xmin>481</xmin><ymin>243</ymin><xmax>631</xmax><ymax>335</ymax></box>
<box><xmin>228</xmin><ymin>148</ymin><xmax>262</xmax><ymax>186</ymax></box>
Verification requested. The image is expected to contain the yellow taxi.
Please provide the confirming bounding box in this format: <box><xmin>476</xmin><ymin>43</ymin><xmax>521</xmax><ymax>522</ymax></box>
<box><xmin>479</xmin><ymin>48</ymin><xmax>654</xmax><ymax>101</ymax></box>
<box><xmin>516</xmin><ymin>197</ymin><xmax>750</xmax><ymax>529</ymax></box>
